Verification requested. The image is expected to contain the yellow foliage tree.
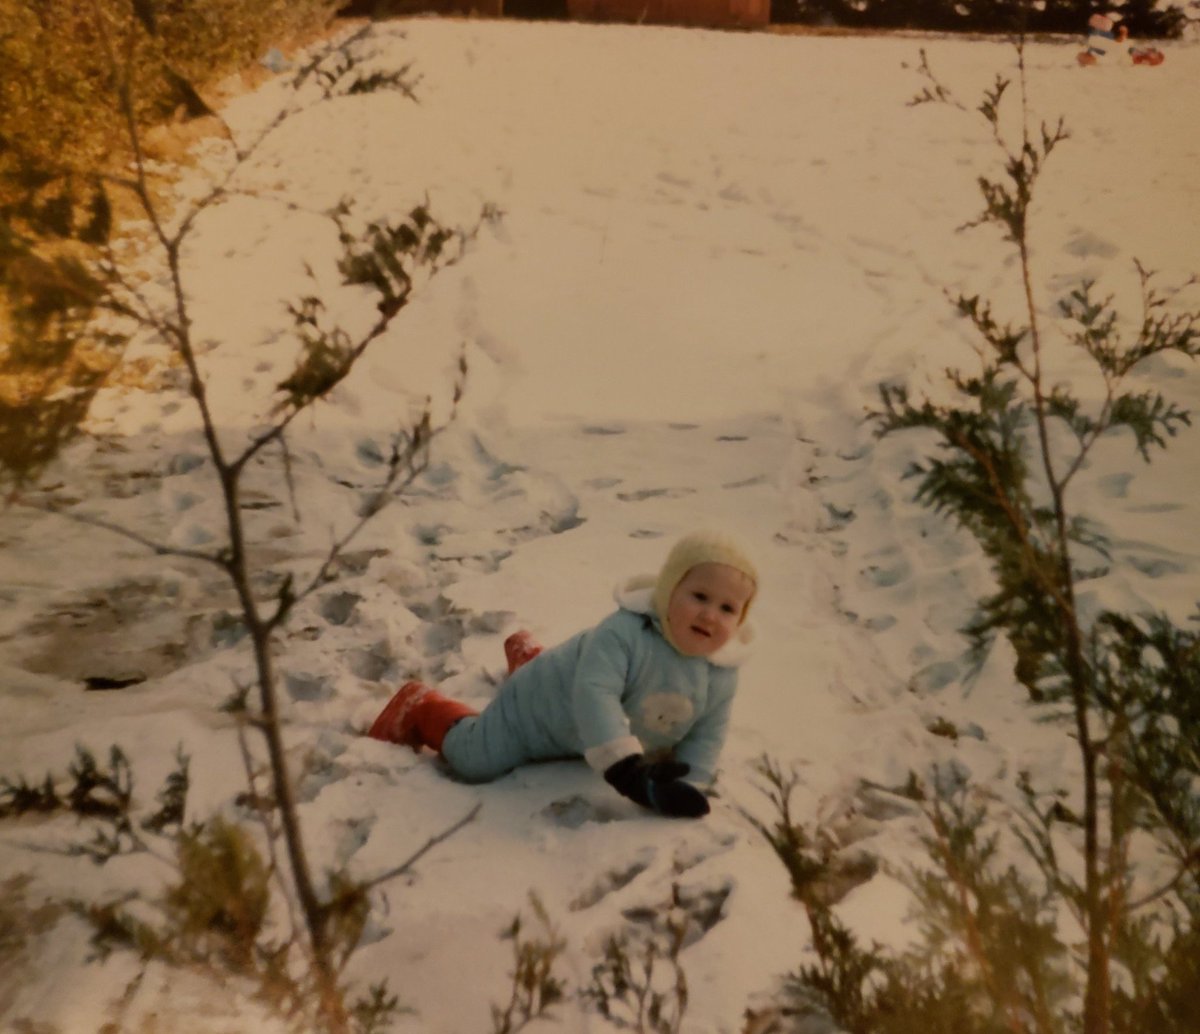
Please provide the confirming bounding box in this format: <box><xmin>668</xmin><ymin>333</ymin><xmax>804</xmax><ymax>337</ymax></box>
<box><xmin>0</xmin><ymin>0</ymin><xmax>340</xmax><ymax>487</ymax></box>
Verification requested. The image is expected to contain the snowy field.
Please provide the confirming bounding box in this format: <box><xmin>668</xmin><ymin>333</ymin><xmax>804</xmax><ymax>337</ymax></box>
<box><xmin>1</xmin><ymin>16</ymin><xmax>1198</xmax><ymax>1033</ymax></box>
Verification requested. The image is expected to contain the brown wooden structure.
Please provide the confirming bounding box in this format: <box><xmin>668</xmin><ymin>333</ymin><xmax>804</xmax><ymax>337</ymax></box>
<box><xmin>340</xmin><ymin>0</ymin><xmax>768</xmax><ymax>27</ymax></box>
<box><xmin>340</xmin><ymin>0</ymin><xmax>504</xmax><ymax>17</ymax></box>
<box><xmin>566</xmin><ymin>0</ymin><xmax>768</xmax><ymax>26</ymax></box>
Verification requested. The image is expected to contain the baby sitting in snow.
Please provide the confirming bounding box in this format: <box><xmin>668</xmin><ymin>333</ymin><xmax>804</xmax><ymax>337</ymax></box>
<box><xmin>367</xmin><ymin>530</ymin><xmax>758</xmax><ymax>819</ymax></box>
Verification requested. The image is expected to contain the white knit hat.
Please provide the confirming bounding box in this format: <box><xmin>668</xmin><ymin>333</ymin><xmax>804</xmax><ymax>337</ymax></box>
<box><xmin>652</xmin><ymin>530</ymin><xmax>759</xmax><ymax>636</ymax></box>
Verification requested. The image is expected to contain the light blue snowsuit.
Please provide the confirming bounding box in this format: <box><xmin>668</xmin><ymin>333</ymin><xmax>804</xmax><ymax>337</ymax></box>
<box><xmin>440</xmin><ymin>585</ymin><xmax>751</xmax><ymax>787</ymax></box>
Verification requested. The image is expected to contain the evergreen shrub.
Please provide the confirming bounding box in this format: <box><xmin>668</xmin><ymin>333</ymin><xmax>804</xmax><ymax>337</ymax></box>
<box><xmin>754</xmin><ymin>34</ymin><xmax>1198</xmax><ymax>1034</ymax></box>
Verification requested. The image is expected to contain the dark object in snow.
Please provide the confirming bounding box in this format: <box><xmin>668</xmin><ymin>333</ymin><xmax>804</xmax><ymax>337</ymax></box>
<box><xmin>542</xmin><ymin>794</ymin><xmax>626</xmax><ymax>829</ymax></box>
<box><xmin>83</xmin><ymin>674</ymin><xmax>146</xmax><ymax>691</ymax></box>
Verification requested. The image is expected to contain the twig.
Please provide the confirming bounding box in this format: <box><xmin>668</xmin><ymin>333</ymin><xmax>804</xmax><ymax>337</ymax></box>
<box><xmin>15</xmin><ymin>498</ymin><xmax>226</xmax><ymax>569</ymax></box>
<box><xmin>359</xmin><ymin>802</ymin><xmax>482</xmax><ymax>894</ymax></box>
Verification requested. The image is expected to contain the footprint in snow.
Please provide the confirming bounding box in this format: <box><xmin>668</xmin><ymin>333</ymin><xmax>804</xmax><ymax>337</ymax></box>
<box><xmin>345</xmin><ymin>643</ymin><xmax>398</xmax><ymax>683</ymax></box>
<box><xmin>1097</xmin><ymin>472</ymin><xmax>1133</xmax><ymax>499</ymax></box>
<box><xmin>723</xmin><ymin>475</ymin><xmax>769</xmax><ymax>490</ymax></box>
<box><xmin>1124</xmin><ymin>552</ymin><xmax>1187</xmax><ymax>579</ymax></box>
<box><xmin>671</xmin><ymin>829</ymin><xmax>737</xmax><ymax>875</ymax></box>
<box><xmin>318</xmin><ymin>590</ymin><xmax>361</xmax><ymax>626</ymax></box>
<box><xmin>565</xmin><ymin>826</ymin><xmax>737</xmax><ymax>921</ymax></box>
<box><xmin>569</xmin><ymin>849</ymin><xmax>655</xmax><ymax>911</ymax></box>
<box><xmin>541</xmin><ymin>793</ymin><xmax>629</xmax><ymax>829</ymax></box>
<box><xmin>1063</xmin><ymin>228</ymin><xmax>1120</xmax><ymax>259</ymax></box>
<box><xmin>1125</xmin><ymin>501</ymin><xmax>1185</xmax><ymax>515</ymax></box>
<box><xmin>655</xmin><ymin>171</ymin><xmax>693</xmax><ymax>190</ymax></box>
<box><xmin>621</xmin><ymin>880</ymin><xmax>733</xmax><ymax>948</ymax></box>
<box><xmin>858</xmin><ymin>552</ymin><xmax>912</xmax><ymax>590</ymax></box>
<box><xmin>617</xmin><ymin>487</ymin><xmax>696</xmax><ymax>503</ymax></box>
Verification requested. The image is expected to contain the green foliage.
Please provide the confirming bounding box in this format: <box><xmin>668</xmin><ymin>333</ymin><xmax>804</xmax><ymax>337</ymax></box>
<box><xmin>786</xmin><ymin>905</ymin><xmax>1011</xmax><ymax>1034</ymax></box>
<box><xmin>582</xmin><ymin>922</ymin><xmax>689</xmax><ymax>1034</ymax></box>
<box><xmin>485</xmin><ymin>894</ymin><xmax>723</xmax><ymax>1034</ymax></box>
<box><xmin>0</xmin><ymin>772</ymin><xmax>61</xmax><ymax>818</ymax></box>
<box><xmin>269</xmin><ymin>199</ymin><xmax>486</xmax><ymax>444</ymax></box>
<box><xmin>275</xmin><ymin>200</ymin><xmax>476</xmax><ymax>413</ymax></box>
<box><xmin>75</xmin><ymin>812</ymin><xmax>282</xmax><ymax>979</ymax></box>
<box><xmin>743</xmin><ymin>758</ymin><xmax>1067</xmax><ymax>1033</ymax></box>
<box><xmin>881</xmin><ymin>61</ymin><xmax>1200</xmax><ymax>707</ymax></box>
<box><xmin>164</xmin><ymin>816</ymin><xmax>271</xmax><ymax>969</ymax></box>
<box><xmin>321</xmin><ymin>870</ymin><xmax>373</xmax><ymax>972</ymax></box>
<box><xmin>0</xmin><ymin>873</ymin><xmax>64</xmax><ymax>968</ymax></box>
<box><xmin>350</xmin><ymin>982</ymin><xmax>406</xmax><ymax>1034</ymax></box>
<box><xmin>910</xmin><ymin>767</ymin><xmax>1071</xmax><ymax>1031</ymax></box>
<box><xmin>788</xmin><ymin>905</ymin><xmax>891</xmax><ymax>1033</ymax></box>
<box><xmin>0</xmin><ymin>746</ymin><xmax>378</xmax><ymax>1025</ymax></box>
<box><xmin>740</xmin><ymin>755</ymin><xmax>884</xmax><ymax>921</ymax></box>
<box><xmin>66</xmin><ymin>744</ymin><xmax>135</xmax><ymax>820</ymax></box>
<box><xmin>861</xmin><ymin>37</ymin><xmax>1200</xmax><ymax>1034</ymax></box>
<box><xmin>739</xmin><ymin>755</ymin><xmax>833</xmax><ymax>906</ymax></box>
<box><xmin>741</xmin><ymin>32</ymin><xmax>1200</xmax><ymax>1034</ymax></box>
<box><xmin>141</xmin><ymin>745</ymin><xmax>191</xmax><ymax>836</ymax></box>
<box><xmin>1</xmin><ymin>743</ymin><xmax>191</xmax><ymax>865</ymax></box>
<box><xmin>967</xmin><ymin>115</ymin><xmax>1070</xmax><ymax>246</ymax></box>
<box><xmin>485</xmin><ymin>893</ymin><xmax>739</xmax><ymax>1034</ymax></box>
<box><xmin>0</xmin><ymin>744</ymin><xmax>142</xmax><ymax>859</ymax></box>
<box><xmin>490</xmin><ymin>895</ymin><xmax>567</xmax><ymax>1034</ymax></box>
<box><xmin>1056</xmin><ymin>267</ymin><xmax>1197</xmax><ymax>458</ymax></box>
<box><xmin>51</xmin><ymin>747</ymin><xmax>404</xmax><ymax>1031</ymax></box>
<box><xmin>334</xmin><ymin>200</ymin><xmax>494</xmax><ymax>317</ymax></box>
<box><xmin>278</xmin><ymin>296</ymin><xmax>356</xmax><ymax>410</ymax></box>
<box><xmin>313</xmin><ymin>49</ymin><xmax>420</xmax><ymax>101</ymax></box>
<box><xmin>74</xmin><ymin>896</ymin><xmax>169</xmax><ymax>963</ymax></box>
<box><xmin>1092</xmin><ymin>613</ymin><xmax>1200</xmax><ymax>843</ymax></box>
<box><xmin>66</xmin><ymin>745</ymin><xmax>151</xmax><ymax>864</ymax></box>
<box><xmin>1111</xmin><ymin>905</ymin><xmax>1200</xmax><ymax>1034</ymax></box>
<box><xmin>875</xmin><ymin>368</ymin><xmax>1060</xmax><ymax>691</ymax></box>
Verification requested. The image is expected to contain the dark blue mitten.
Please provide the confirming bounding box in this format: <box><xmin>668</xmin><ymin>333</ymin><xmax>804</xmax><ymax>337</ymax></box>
<box><xmin>603</xmin><ymin>754</ymin><xmax>710</xmax><ymax>818</ymax></box>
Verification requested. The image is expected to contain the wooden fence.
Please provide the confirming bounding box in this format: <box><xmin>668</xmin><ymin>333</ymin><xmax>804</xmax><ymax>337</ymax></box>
<box><xmin>339</xmin><ymin>0</ymin><xmax>769</xmax><ymax>27</ymax></box>
<box><xmin>566</xmin><ymin>0</ymin><xmax>769</xmax><ymax>27</ymax></box>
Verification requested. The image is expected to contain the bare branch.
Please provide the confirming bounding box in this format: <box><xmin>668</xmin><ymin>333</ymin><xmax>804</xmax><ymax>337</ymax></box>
<box><xmin>357</xmin><ymin>802</ymin><xmax>482</xmax><ymax>894</ymax></box>
<box><xmin>15</xmin><ymin>496</ymin><xmax>227</xmax><ymax>570</ymax></box>
<box><xmin>264</xmin><ymin>405</ymin><xmax>442</xmax><ymax>632</ymax></box>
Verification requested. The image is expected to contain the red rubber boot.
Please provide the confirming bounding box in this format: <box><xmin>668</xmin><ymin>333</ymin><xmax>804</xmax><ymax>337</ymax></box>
<box><xmin>367</xmin><ymin>681</ymin><xmax>477</xmax><ymax>753</ymax></box>
<box><xmin>504</xmin><ymin>630</ymin><xmax>543</xmax><ymax>675</ymax></box>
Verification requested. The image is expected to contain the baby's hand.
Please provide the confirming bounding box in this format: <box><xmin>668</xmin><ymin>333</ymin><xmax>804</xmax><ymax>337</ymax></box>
<box><xmin>603</xmin><ymin>754</ymin><xmax>710</xmax><ymax>818</ymax></box>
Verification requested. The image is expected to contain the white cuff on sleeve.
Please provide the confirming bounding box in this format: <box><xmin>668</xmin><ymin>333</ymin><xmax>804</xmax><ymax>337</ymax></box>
<box><xmin>584</xmin><ymin>736</ymin><xmax>644</xmax><ymax>773</ymax></box>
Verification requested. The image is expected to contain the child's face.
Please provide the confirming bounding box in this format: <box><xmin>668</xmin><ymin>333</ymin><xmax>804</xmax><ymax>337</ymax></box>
<box><xmin>666</xmin><ymin>562</ymin><xmax>755</xmax><ymax>657</ymax></box>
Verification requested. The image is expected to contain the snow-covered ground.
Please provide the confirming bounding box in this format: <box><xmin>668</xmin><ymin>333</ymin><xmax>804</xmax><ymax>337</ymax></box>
<box><xmin>1</xmin><ymin>16</ymin><xmax>1197</xmax><ymax>1033</ymax></box>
